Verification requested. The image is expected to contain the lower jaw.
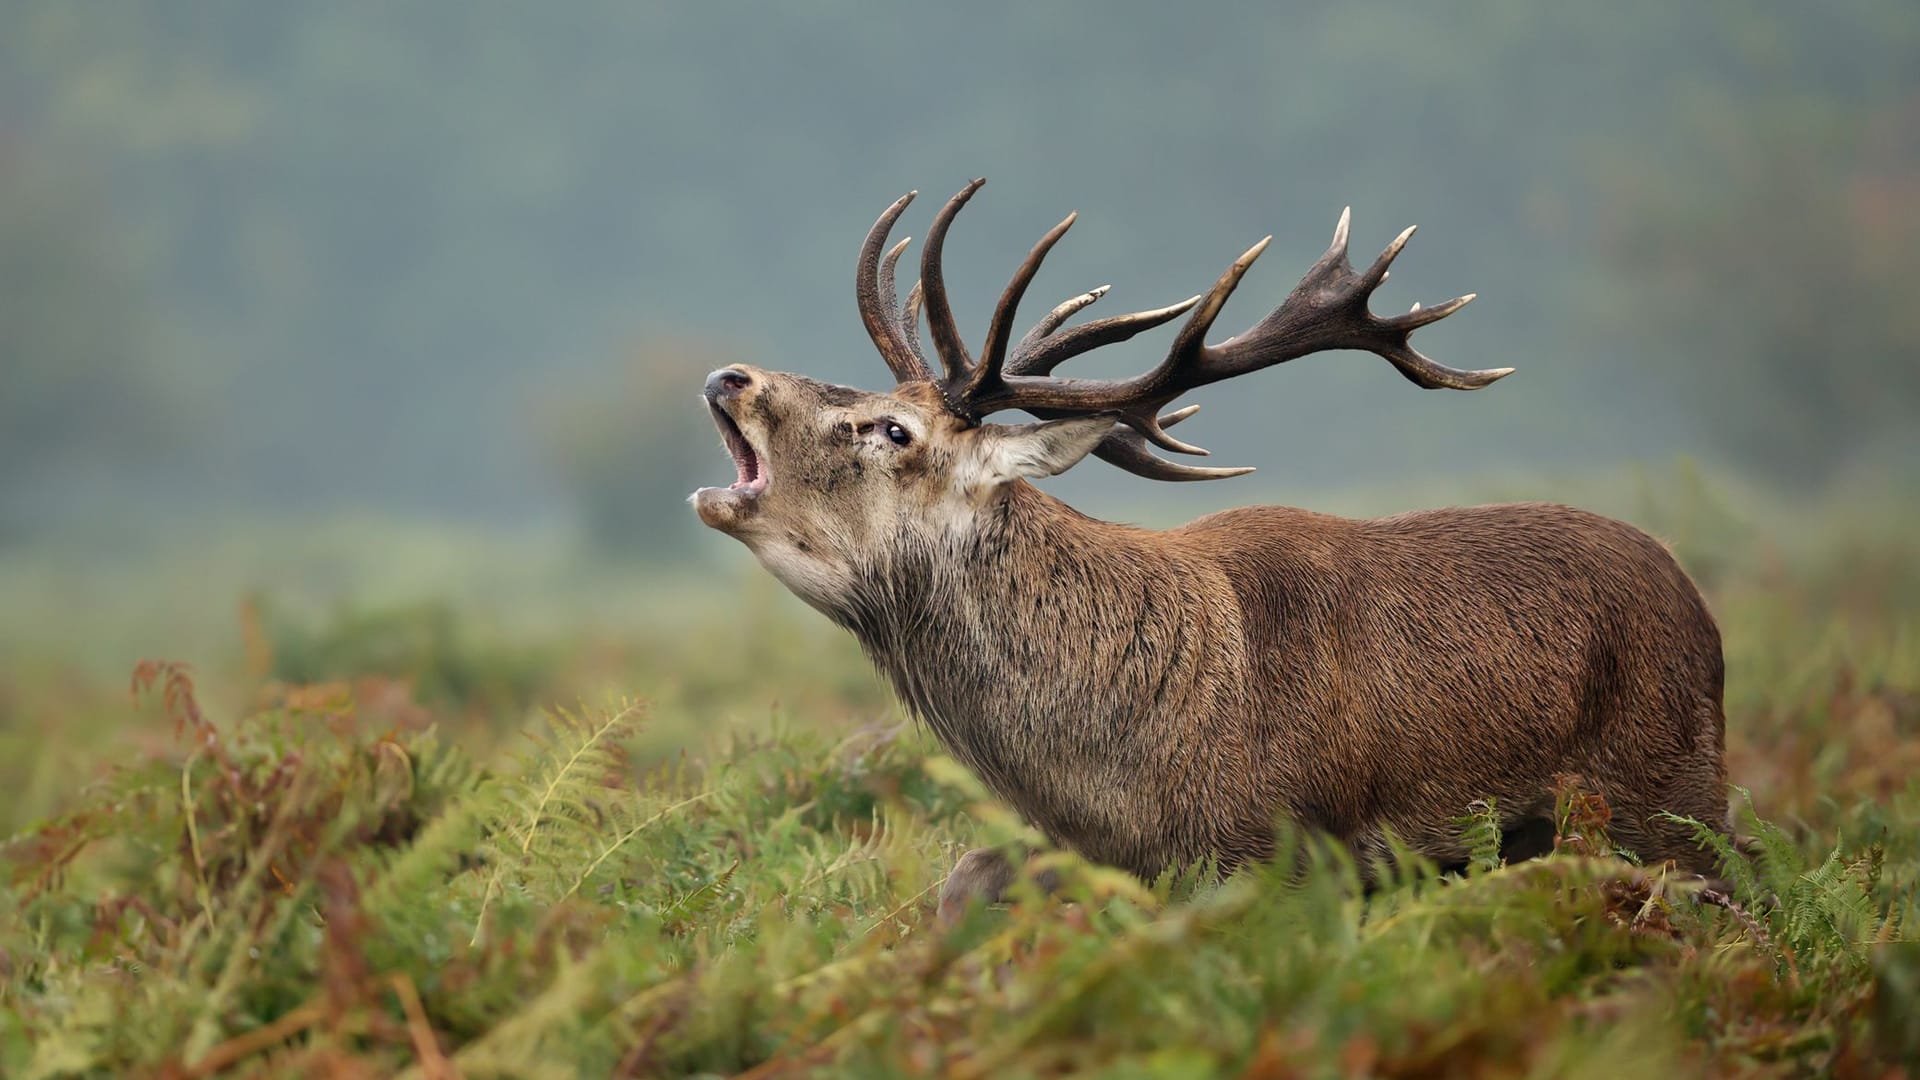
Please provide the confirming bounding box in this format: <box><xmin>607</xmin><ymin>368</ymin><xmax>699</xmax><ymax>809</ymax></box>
<box><xmin>692</xmin><ymin>485</ymin><xmax>760</xmax><ymax>530</ymax></box>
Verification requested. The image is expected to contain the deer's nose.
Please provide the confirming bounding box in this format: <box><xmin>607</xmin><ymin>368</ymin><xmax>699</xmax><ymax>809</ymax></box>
<box><xmin>705</xmin><ymin>368</ymin><xmax>752</xmax><ymax>400</ymax></box>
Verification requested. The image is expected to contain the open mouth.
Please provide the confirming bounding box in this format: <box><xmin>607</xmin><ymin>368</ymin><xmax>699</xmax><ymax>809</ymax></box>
<box><xmin>708</xmin><ymin>401</ymin><xmax>767</xmax><ymax>495</ymax></box>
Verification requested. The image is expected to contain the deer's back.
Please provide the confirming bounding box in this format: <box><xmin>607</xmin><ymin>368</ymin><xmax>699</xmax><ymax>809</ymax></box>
<box><xmin>1168</xmin><ymin>501</ymin><xmax>1724</xmax><ymax>857</ymax></box>
<box><xmin>1174</xmin><ymin>500</ymin><xmax>1716</xmax><ymax>666</ymax></box>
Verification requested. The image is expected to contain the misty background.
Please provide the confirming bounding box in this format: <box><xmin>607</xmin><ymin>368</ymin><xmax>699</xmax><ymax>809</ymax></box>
<box><xmin>2</xmin><ymin>3</ymin><xmax>1917</xmax><ymax>661</ymax></box>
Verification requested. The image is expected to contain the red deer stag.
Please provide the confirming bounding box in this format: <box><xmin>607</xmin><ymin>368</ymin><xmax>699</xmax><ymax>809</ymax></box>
<box><xmin>692</xmin><ymin>179</ymin><xmax>1729</xmax><ymax>919</ymax></box>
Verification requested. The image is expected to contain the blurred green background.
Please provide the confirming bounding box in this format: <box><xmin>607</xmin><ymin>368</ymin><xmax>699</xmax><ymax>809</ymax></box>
<box><xmin>2</xmin><ymin>3</ymin><xmax>1917</xmax><ymax>826</ymax></box>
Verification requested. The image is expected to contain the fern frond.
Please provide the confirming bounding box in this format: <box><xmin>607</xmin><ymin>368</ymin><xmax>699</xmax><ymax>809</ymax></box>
<box><xmin>1781</xmin><ymin>845</ymin><xmax>1882</xmax><ymax>965</ymax></box>
<box><xmin>785</xmin><ymin>811</ymin><xmax>901</xmax><ymax>910</ymax></box>
<box><xmin>1725</xmin><ymin>786</ymin><xmax>1805</xmax><ymax>897</ymax></box>
<box><xmin>1455</xmin><ymin>798</ymin><xmax>1504</xmax><ymax>876</ymax></box>
<box><xmin>560</xmin><ymin>789</ymin><xmax>716</xmax><ymax>902</ymax></box>
<box><xmin>1655</xmin><ymin>809</ymin><xmax>1762</xmax><ymax>901</ymax></box>
<box><xmin>658</xmin><ymin>860</ymin><xmax>740</xmax><ymax>934</ymax></box>
<box><xmin>518</xmin><ymin>702</ymin><xmax>644</xmax><ymax>853</ymax></box>
<box><xmin>472</xmin><ymin>699</ymin><xmax>646</xmax><ymax>944</ymax></box>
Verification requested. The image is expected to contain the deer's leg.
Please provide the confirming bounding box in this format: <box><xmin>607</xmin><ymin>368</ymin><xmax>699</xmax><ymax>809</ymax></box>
<box><xmin>1599</xmin><ymin>780</ymin><xmax>1731</xmax><ymax>879</ymax></box>
<box><xmin>936</xmin><ymin>847</ymin><xmax>1066</xmax><ymax>924</ymax></box>
<box><xmin>936</xmin><ymin>848</ymin><xmax>1020</xmax><ymax>925</ymax></box>
<box><xmin>1572</xmin><ymin>697</ymin><xmax>1731</xmax><ymax>879</ymax></box>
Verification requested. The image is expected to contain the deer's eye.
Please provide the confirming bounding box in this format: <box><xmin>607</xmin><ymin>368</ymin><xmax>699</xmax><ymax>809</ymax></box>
<box><xmin>885</xmin><ymin>422</ymin><xmax>912</xmax><ymax>447</ymax></box>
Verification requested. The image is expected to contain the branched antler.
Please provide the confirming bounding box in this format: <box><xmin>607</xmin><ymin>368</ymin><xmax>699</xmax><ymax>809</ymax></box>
<box><xmin>853</xmin><ymin>179</ymin><xmax>1512</xmax><ymax>480</ymax></box>
<box><xmin>855</xmin><ymin>191</ymin><xmax>933</xmax><ymax>384</ymax></box>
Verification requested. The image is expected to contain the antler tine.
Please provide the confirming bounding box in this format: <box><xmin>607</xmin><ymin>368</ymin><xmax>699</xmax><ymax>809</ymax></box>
<box><xmin>1327</xmin><ymin>206</ymin><xmax>1352</xmax><ymax>267</ymax></box>
<box><xmin>1369</xmin><ymin>318</ymin><xmax>1506</xmax><ymax>388</ymax></box>
<box><xmin>1017</xmin><ymin>285</ymin><xmax>1109</xmax><ymax>355</ymax></box>
<box><xmin>1158</xmin><ymin>403</ymin><xmax>1202</xmax><ymax>427</ymax></box>
<box><xmin>920</xmin><ymin>178</ymin><xmax>987</xmax><ymax>385</ymax></box>
<box><xmin>877</xmin><ymin>234</ymin><xmax>920</xmax><ymax>361</ymax></box>
<box><xmin>962</xmin><ymin>210</ymin><xmax>1078</xmax><ymax>404</ymax></box>
<box><xmin>1093</xmin><ymin>423</ymin><xmax>1253</xmax><ymax>481</ymax></box>
<box><xmin>1361</xmin><ymin>224</ymin><xmax>1416</xmax><ymax>288</ymax></box>
<box><xmin>879</xmin><ymin>235</ymin><xmax>913</xmax><ymax>308</ymax></box>
<box><xmin>1003</xmin><ymin>295</ymin><xmax>1201</xmax><ymax>378</ymax></box>
<box><xmin>1022</xmin><ymin>401</ymin><xmax>1250</xmax><ymax>481</ymax></box>
<box><xmin>1160</xmin><ymin>235</ymin><xmax>1273</xmax><ymax>382</ymax></box>
<box><xmin>856</xmin><ymin>191</ymin><xmax>934</xmax><ymax>384</ymax></box>
<box><xmin>898</xmin><ymin>280</ymin><xmax>924</xmax><ymax>352</ymax></box>
<box><xmin>1392</xmin><ymin>292</ymin><xmax>1475</xmax><ymax>329</ymax></box>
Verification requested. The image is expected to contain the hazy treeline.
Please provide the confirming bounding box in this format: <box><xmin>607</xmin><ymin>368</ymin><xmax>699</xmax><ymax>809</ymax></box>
<box><xmin>3</xmin><ymin>3</ymin><xmax>1915</xmax><ymax>545</ymax></box>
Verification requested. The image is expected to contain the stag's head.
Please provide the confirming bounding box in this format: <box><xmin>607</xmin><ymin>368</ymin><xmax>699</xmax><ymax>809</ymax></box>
<box><xmin>691</xmin><ymin>362</ymin><xmax>1119</xmax><ymax>605</ymax></box>
<box><xmin>692</xmin><ymin>179</ymin><xmax>1510</xmax><ymax>605</ymax></box>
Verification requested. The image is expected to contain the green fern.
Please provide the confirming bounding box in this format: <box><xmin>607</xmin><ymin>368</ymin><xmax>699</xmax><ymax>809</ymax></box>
<box><xmin>1780</xmin><ymin>846</ymin><xmax>1895</xmax><ymax>968</ymax></box>
<box><xmin>471</xmin><ymin>700</ymin><xmax>647</xmax><ymax>942</ymax></box>
<box><xmin>1739</xmin><ymin>803</ymin><xmax>1807</xmax><ymax>896</ymax></box>
<box><xmin>559</xmin><ymin>788</ymin><xmax>717</xmax><ymax>902</ymax></box>
<box><xmin>1655</xmin><ymin>808</ymin><xmax>1763</xmax><ymax>900</ymax></box>
<box><xmin>1454</xmin><ymin>797</ymin><xmax>1505</xmax><ymax>875</ymax></box>
<box><xmin>657</xmin><ymin>860</ymin><xmax>740</xmax><ymax>935</ymax></box>
<box><xmin>1664</xmin><ymin>789</ymin><xmax>1902</xmax><ymax>973</ymax></box>
<box><xmin>784</xmin><ymin>810</ymin><xmax>904</xmax><ymax>911</ymax></box>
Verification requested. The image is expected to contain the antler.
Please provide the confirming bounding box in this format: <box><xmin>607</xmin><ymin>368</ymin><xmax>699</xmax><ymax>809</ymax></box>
<box><xmin>855</xmin><ymin>190</ymin><xmax>933</xmax><ymax>384</ymax></box>
<box><xmin>856</xmin><ymin>180</ymin><xmax>1512</xmax><ymax>480</ymax></box>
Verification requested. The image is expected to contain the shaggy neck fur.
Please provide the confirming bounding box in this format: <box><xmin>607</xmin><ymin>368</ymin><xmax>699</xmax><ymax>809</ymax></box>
<box><xmin>824</xmin><ymin>482</ymin><xmax>1257</xmax><ymax>876</ymax></box>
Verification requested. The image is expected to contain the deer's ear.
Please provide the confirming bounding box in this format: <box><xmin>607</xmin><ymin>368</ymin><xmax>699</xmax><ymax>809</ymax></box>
<box><xmin>963</xmin><ymin>416</ymin><xmax>1115</xmax><ymax>487</ymax></box>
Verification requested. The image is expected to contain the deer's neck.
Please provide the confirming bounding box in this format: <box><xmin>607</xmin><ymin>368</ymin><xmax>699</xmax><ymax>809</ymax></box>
<box><xmin>834</xmin><ymin>483</ymin><xmax>1241</xmax><ymax>865</ymax></box>
<box><xmin>840</xmin><ymin>483</ymin><xmax>1165</xmax><ymax>709</ymax></box>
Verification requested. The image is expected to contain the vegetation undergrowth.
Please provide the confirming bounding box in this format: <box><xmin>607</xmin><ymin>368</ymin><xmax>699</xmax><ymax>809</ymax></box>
<box><xmin>0</xmin><ymin>652</ymin><xmax>1913</xmax><ymax>1077</ymax></box>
